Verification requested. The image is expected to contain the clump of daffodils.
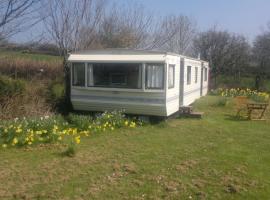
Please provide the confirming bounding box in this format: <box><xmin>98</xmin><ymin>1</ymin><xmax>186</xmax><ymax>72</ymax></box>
<box><xmin>215</xmin><ymin>88</ymin><xmax>269</xmax><ymax>102</ymax></box>
<box><xmin>0</xmin><ymin>111</ymin><xmax>140</xmax><ymax>148</ymax></box>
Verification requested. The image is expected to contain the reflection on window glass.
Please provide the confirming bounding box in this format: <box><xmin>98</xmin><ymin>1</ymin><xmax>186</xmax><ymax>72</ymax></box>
<box><xmin>72</xmin><ymin>63</ymin><xmax>85</xmax><ymax>86</ymax></box>
<box><xmin>90</xmin><ymin>63</ymin><xmax>142</xmax><ymax>89</ymax></box>
<box><xmin>145</xmin><ymin>64</ymin><xmax>164</xmax><ymax>89</ymax></box>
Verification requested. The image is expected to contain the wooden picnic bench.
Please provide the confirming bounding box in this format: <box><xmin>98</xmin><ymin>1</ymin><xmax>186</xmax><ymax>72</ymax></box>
<box><xmin>247</xmin><ymin>103</ymin><xmax>268</xmax><ymax>120</ymax></box>
<box><xmin>235</xmin><ymin>96</ymin><xmax>269</xmax><ymax>120</ymax></box>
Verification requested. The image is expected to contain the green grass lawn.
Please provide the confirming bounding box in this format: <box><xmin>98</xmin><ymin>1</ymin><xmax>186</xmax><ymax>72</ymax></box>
<box><xmin>1</xmin><ymin>96</ymin><xmax>270</xmax><ymax>199</ymax></box>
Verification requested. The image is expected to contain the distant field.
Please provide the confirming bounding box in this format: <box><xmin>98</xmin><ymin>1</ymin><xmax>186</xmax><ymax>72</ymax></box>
<box><xmin>0</xmin><ymin>49</ymin><xmax>61</xmax><ymax>63</ymax></box>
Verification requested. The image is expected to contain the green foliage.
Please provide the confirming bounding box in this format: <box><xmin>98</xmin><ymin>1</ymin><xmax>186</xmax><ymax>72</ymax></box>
<box><xmin>0</xmin><ymin>110</ymin><xmax>140</xmax><ymax>148</ymax></box>
<box><xmin>0</xmin><ymin>75</ymin><xmax>25</xmax><ymax>97</ymax></box>
<box><xmin>215</xmin><ymin>97</ymin><xmax>229</xmax><ymax>107</ymax></box>
<box><xmin>48</xmin><ymin>80</ymin><xmax>65</xmax><ymax>103</ymax></box>
<box><xmin>62</xmin><ymin>145</ymin><xmax>76</xmax><ymax>157</ymax></box>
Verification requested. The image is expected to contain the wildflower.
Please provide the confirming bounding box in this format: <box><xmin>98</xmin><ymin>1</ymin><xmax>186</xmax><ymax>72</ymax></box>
<box><xmin>74</xmin><ymin>136</ymin><xmax>81</xmax><ymax>144</ymax></box>
<box><xmin>129</xmin><ymin>122</ymin><xmax>136</xmax><ymax>128</ymax></box>
<box><xmin>124</xmin><ymin>121</ymin><xmax>129</xmax><ymax>126</ymax></box>
<box><xmin>16</xmin><ymin>128</ymin><xmax>22</xmax><ymax>133</ymax></box>
<box><xmin>2</xmin><ymin>144</ymin><xmax>7</xmax><ymax>148</ymax></box>
<box><xmin>12</xmin><ymin>138</ymin><xmax>18</xmax><ymax>146</ymax></box>
<box><xmin>36</xmin><ymin>130</ymin><xmax>42</xmax><ymax>135</ymax></box>
<box><xmin>58</xmin><ymin>136</ymin><xmax>62</xmax><ymax>141</ymax></box>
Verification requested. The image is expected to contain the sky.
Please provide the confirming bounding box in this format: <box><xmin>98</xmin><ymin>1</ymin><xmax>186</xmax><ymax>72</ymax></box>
<box><xmin>13</xmin><ymin>0</ymin><xmax>270</xmax><ymax>43</ymax></box>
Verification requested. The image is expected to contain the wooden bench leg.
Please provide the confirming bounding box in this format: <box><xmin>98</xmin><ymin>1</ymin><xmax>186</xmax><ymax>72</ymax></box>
<box><xmin>259</xmin><ymin>108</ymin><xmax>267</xmax><ymax>119</ymax></box>
<box><xmin>247</xmin><ymin>109</ymin><xmax>252</xmax><ymax>120</ymax></box>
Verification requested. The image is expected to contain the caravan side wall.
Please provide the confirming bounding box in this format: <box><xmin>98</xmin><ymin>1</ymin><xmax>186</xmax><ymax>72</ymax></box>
<box><xmin>202</xmin><ymin>62</ymin><xmax>209</xmax><ymax>96</ymax></box>
<box><xmin>165</xmin><ymin>55</ymin><xmax>180</xmax><ymax>116</ymax></box>
<box><xmin>71</xmin><ymin>89</ymin><xmax>167</xmax><ymax>116</ymax></box>
<box><xmin>181</xmin><ymin>58</ymin><xmax>203</xmax><ymax>106</ymax></box>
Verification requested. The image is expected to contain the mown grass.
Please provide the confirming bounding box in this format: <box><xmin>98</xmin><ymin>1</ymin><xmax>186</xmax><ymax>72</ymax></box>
<box><xmin>0</xmin><ymin>96</ymin><xmax>270</xmax><ymax>199</ymax></box>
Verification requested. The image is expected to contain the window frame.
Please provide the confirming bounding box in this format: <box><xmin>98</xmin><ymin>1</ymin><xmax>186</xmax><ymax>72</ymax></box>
<box><xmin>72</xmin><ymin>62</ymin><xmax>86</xmax><ymax>87</ymax></box>
<box><xmin>187</xmin><ymin>66</ymin><xmax>192</xmax><ymax>85</ymax></box>
<box><xmin>168</xmin><ymin>64</ymin><xmax>175</xmax><ymax>89</ymax></box>
<box><xmin>145</xmin><ymin>63</ymin><xmax>165</xmax><ymax>90</ymax></box>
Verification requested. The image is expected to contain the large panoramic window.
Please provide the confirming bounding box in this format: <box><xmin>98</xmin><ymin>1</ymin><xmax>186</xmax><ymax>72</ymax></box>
<box><xmin>72</xmin><ymin>63</ymin><xmax>85</xmax><ymax>86</ymax></box>
<box><xmin>187</xmin><ymin>66</ymin><xmax>191</xmax><ymax>85</ymax></box>
<box><xmin>90</xmin><ymin>63</ymin><xmax>142</xmax><ymax>89</ymax></box>
<box><xmin>145</xmin><ymin>63</ymin><xmax>164</xmax><ymax>89</ymax></box>
<box><xmin>168</xmin><ymin>64</ymin><xmax>175</xmax><ymax>89</ymax></box>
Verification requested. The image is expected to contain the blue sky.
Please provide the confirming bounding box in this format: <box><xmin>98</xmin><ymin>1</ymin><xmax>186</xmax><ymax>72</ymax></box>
<box><xmin>13</xmin><ymin>0</ymin><xmax>270</xmax><ymax>43</ymax></box>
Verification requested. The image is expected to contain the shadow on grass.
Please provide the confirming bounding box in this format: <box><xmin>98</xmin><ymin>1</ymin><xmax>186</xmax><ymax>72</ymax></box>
<box><xmin>224</xmin><ymin>114</ymin><xmax>249</xmax><ymax>121</ymax></box>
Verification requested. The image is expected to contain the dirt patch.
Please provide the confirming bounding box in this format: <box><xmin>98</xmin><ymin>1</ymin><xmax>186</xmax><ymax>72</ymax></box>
<box><xmin>175</xmin><ymin>159</ymin><xmax>198</xmax><ymax>173</ymax></box>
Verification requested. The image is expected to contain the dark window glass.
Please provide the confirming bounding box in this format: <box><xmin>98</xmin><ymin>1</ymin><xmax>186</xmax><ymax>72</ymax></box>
<box><xmin>187</xmin><ymin>66</ymin><xmax>191</xmax><ymax>85</ymax></box>
<box><xmin>91</xmin><ymin>63</ymin><xmax>142</xmax><ymax>89</ymax></box>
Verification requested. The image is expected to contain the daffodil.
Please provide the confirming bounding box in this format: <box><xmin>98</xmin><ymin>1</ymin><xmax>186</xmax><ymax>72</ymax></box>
<box><xmin>74</xmin><ymin>136</ymin><xmax>80</xmax><ymax>144</ymax></box>
<box><xmin>12</xmin><ymin>138</ymin><xmax>18</xmax><ymax>146</ymax></box>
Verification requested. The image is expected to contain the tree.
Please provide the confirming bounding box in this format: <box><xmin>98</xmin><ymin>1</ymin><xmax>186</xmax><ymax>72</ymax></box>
<box><xmin>253</xmin><ymin>25</ymin><xmax>270</xmax><ymax>77</ymax></box>
<box><xmin>193</xmin><ymin>28</ymin><xmax>250</xmax><ymax>88</ymax></box>
<box><xmin>159</xmin><ymin>15</ymin><xmax>196</xmax><ymax>55</ymax></box>
<box><xmin>0</xmin><ymin>0</ymin><xmax>40</xmax><ymax>39</ymax></box>
<box><xmin>98</xmin><ymin>3</ymin><xmax>152</xmax><ymax>49</ymax></box>
<box><xmin>40</xmin><ymin>0</ymin><xmax>106</xmax><ymax>111</ymax></box>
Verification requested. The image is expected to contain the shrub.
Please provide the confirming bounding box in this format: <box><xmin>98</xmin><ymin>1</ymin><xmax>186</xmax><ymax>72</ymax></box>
<box><xmin>0</xmin><ymin>56</ymin><xmax>62</xmax><ymax>80</ymax></box>
<box><xmin>0</xmin><ymin>75</ymin><xmax>25</xmax><ymax>97</ymax></box>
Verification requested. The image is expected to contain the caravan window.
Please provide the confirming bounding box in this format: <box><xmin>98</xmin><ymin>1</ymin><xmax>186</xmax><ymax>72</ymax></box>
<box><xmin>145</xmin><ymin>63</ymin><xmax>164</xmax><ymax>89</ymax></box>
<box><xmin>72</xmin><ymin>63</ymin><xmax>85</xmax><ymax>86</ymax></box>
<box><xmin>195</xmin><ymin>67</ymin><xmax>198</xmax><ymax>83</ymax></box>
<box><xmin>187</xmin><ymin>66</ymin><xmax>191</xmax><ymax>85</ymax></box>
<box><xmin>168</xmin><ymin>64</ymin><xmax>175</xmax><ymax>89</ymax></box>
<box><xmin>204</xmin><ymin>68</ymin><xmax>208</xmax><ymax>81</ymax></box>
<box><xmin>89</xmin><ymin>63</ymin><xmax>142</xmax><ymax>89</ymax></box>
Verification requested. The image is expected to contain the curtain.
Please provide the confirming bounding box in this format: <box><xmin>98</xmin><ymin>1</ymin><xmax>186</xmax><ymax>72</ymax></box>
<box><xmin>146</xmin><ymin>64</ymin><xmax>163</xmax><ymax>89</ymax></box>
<box><xmin>87</xmin><ymin>64</ymin><xmax>94</xmax><ymax>86</ymax></box>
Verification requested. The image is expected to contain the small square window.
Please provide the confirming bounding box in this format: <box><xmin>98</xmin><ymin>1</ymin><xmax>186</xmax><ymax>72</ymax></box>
<box><xmin>204</xmin><ymin>68</ymin><xmax>208</xmax><ymax>81</ymax></box>
<box><xmin>187</xmin><ymin>66</ymin><xmax>191</xmax><ymax>85</ymax></box>
<box><xmin>168</xmin><ymin>65</ymin><xmax>175</xmax><ymax>89</ymax></box>
<box><xmin>195</xmin><ymin>67</ymin><xmax>198</xmax><ymax>83</ymax></box>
